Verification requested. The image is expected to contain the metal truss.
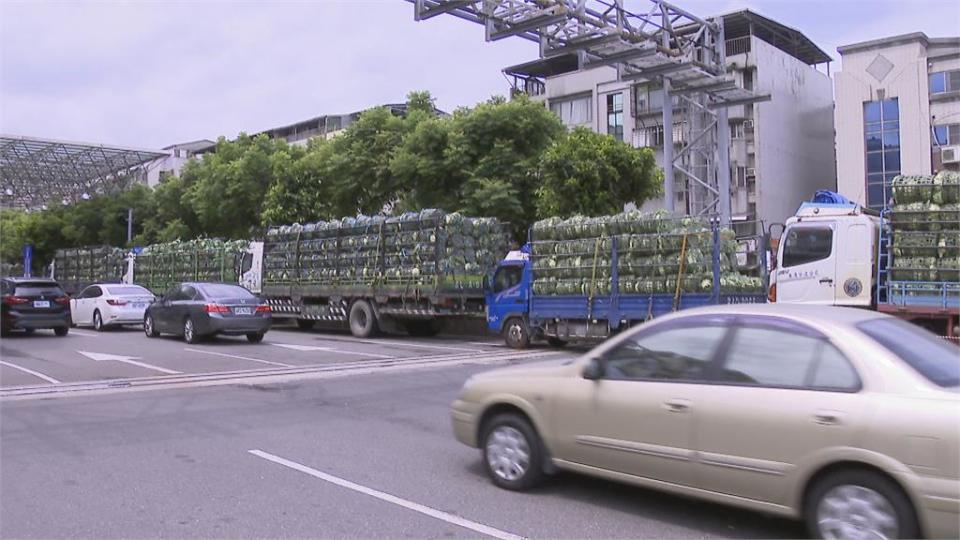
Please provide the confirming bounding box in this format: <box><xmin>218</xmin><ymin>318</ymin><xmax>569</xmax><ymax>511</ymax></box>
<box><xmin>0</xmin><ymin>135</ymin><xmax>167</xmax><ymax>210</ymax></box>
<box><xmin>408</xmin><ymin>0</ymin><xmax>770</xmax><ymax>223</ymax></box>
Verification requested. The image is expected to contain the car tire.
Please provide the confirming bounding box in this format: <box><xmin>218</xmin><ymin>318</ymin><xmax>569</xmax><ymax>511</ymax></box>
<box><xmin>183</xmin><ymin>317</ymin><xmax>201</xmax><ymax>344</ymax></box>
<box><xmin>546</xmin><ymin>337</ymin><xmax>568</xmax><ymax>348</ymax></box>
<box><xmin>93</xmin><ymin>310</ymin><xmax>104</xmax><ymax>332</ymax></box>
<box><xmin>144</xmin><ymin>315</ymin><xmax>160</xmax><ymax>337</ymax></box>
<box><xmin>805</xmin><ymin>469</ymin><xmax>919</xmax><ymax>540</ymax></box>
<box><xmin>296</xmin><ymin>319</ymin><xmax>315</xmax><ymax>331</ymax></box>
<box><xmin>54</xmin><ymin>326</ymin><xmax>69</xmax><ymax>337</ymax></box>
<box><xmin>246</xmin><ymin>332</ymin><xmax>265</xmax><ymax>343</ymax></box>
<box><xmin>503</xmin><ymin>318</ymin><xmax>530</xmax><ymax>349</ymax></box>
<box><xmin>348</xmin><ymin>300</ymin><xmax>379</xmax><ymax>338</ymax></box>
<box><xmin>481</xmin><ymin>413</ymin><xmax>545</xmax><ymax>491</ymax></box>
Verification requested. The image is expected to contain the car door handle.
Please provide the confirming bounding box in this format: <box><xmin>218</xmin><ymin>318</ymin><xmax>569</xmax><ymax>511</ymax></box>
<box><xmin>663</xmin><ymin>399</ymin><xmax>691</xmax><ymax>413</ymax></box>
<box><xmin>813</xmin><ymin>412</ymin><xmax>842</xmax><ymax>425</ymax></box>
<box><xmin>819</xmin><ymin>278</ymin><xmax>834</xmax><ymax>284</ymax></box>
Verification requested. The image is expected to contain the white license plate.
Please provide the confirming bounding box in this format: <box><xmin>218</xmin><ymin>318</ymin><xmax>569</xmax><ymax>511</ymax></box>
<box><xmin>132</xmin><ymin>303</ymin><xmax>146</xmax><ymax>309</ymax></box>
<box><xmin>234</xmin><ymin>307</ymin><xmax>253</xmax><ymax>316</ymax></box>
<box><xmin>33</xmin><ymin>300</ymin><xmax>50</xmax><ymax>308</ymax></box>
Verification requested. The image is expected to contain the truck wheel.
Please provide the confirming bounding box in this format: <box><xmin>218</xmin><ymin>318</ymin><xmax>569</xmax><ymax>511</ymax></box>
<box><xmin>348</xmin><ymin>300</ymin><xmax>379</xmax><ymax>338</ymax></box>
<box><xmin>503</xmin><ymin>318</ymin><xmax>530</xmax><ymax>349</ymax></box>
<box><xmin>296</xmin><ymin>319</ymin><xmax>315</xmax><ymax>331</ymax></box>
<box><xmin>406</xmin><ymin>320</ymin><xmax>441</xmax><ymax>337</ymax></box>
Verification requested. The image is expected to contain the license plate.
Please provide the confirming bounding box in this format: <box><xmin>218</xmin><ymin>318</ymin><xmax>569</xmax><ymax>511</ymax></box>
<box><xmin>234</xmin><ymin>307</ymin><xmax>253</xmax><ymax>316</ymax></box>
<box><xmin>33</xmin><ymin>300</ymin><xmax>50</xmax><ymax>308</ymax></box>
<box><xmin>132</xmin><ymin>303</ymin><xmax>146</xmax><ymax>309</ymax></box>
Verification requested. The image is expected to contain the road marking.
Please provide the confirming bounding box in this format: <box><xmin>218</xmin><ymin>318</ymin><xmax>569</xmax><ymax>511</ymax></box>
<box><xmin>248</xmin><ymin>449</ymin><xmax>525</xmax><ymax>540</ymax></box>
<box><xmin>185</xmin><ymin>348</ymin><xmax>292</xmax><ymax>368</ymax></box>
<box><xmin>464</xmin><ymin>341</ymin><xmax>504</xmax><ymax>347</ymax></box>
<box><xmin>0</xmin><ymin>360</ymin><xmax>61</xmax><ymax>384</ymax></box>
<box><xmin>68</xmin><ymin>329</ymin><xmax>99</xmax><ymax>338</ymax></box>
<box><xmin>77</xmin><ymin>351</ymin><xmax>181</xmax><ymax>375</ymax></box>
<box><xmin>271</xmin><ymin>343</ymin><xmax>393</xmax><ymax>359</ymax></box>
<box><xmin>354</xmin><ymin>340</ymin><xmax>481</xmax><ymax>353</ymax></box>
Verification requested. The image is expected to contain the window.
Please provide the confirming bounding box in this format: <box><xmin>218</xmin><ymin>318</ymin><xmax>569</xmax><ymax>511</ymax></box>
<box><xmin>930</xmin><ymin>70</ymin><xmax>960</xmax><ymax>94</ymax></box>
<box><xmin>549</xmin><ymin>96</ymin><xmax>592</xmax><ymax>127</ymax></box>
<box><xmin>933</xmin><ymin>124</ymin><xmax>960</xmax><ymax>146</ymax></box>
<box><xmin>13</xmin><ymin>282</ymin><xmax>65</xmax><ymax>296</ymax></box>
<box><xmin>198</xmin><ymin>284</ymin><xmax>251</xmax><ymax>300</ymax></box>
<box><xmin>492</xmin><ymin>265</ymin><xmax>522</xmax><ymax>293</ymax></box>
<box><xmin>603</xmin><ymin>323</ymin><xmax>728</xmax><ymax>382</ymax></box>
<box><xmin>730</xmin><ymin>121</ymin><xmax>746</xmax><ymax>140</ymax></box>
<box><xmin>637</xmin><ymin>124</ymin><xmax>664</xmax><ymax>147</ymax></box>
<box><xmin>87</xmin><ymin>286</ymin><xmax>103</xmax><ymax>298</ymax></box>
<box><xmin>781</xmin><ymin>226</ymin><xmax>833</xmax><ymax>267</ymax></box>
<box><xmin>721</xmin><ymin>320</ymin><xmax>859</xmax><ymax>391</ymax></box>
<box><xmin>858</xmin><ymin>318</ymin><xmax>960</xmax><ymax>388</ymax></box>
<box><xmin>106</xmin><ymin>285</ymin><xmax>151</xmax><ymax>296</ymax></box>
<box><xmin>863</xmin><ymin>98</ymin><xmax>900</xmax><ymax>209</ymax></box>
<box><xmin>607</xmin><ymin>93</ymin><xmax>623</xmax><ymax>141</ymax></box>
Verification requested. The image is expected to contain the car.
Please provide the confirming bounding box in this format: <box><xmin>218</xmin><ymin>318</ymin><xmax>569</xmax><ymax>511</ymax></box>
<box><xmin>70</xmin><ymin>283</ymin><xmax>155</xmax><ymax>331</ymax></box>
<box><xmin>451</xmin><ymin>304</ymin><xmax>960</xmax><ymax>540</ymax></box>
<box><xmin>1</xmin><ymin>277</ymin><xmax>71</xmax><ymax>336</ymax></box>
<box><xmin>143</xmin><ymin>282</ymin><xmax>271</xmax><ymax>343</ymax></box>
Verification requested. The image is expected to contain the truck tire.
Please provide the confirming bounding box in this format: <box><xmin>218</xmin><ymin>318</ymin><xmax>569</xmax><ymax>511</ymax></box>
<box><xmin>503</xmin><ymin>318</ymin><xmax>530</xmax><ymax>349</ymax></box>
<box><xmin>349</xmin><ymin>300</ymin><xmax>379</xmax><ymax>338</ymax></box>
<box><xmin>296</xmin><ymin>319</ymin><xmax>315</xmax><ymax>331</ymax></box>
<box><xmin>405</xmin><ymin>320</ymin><xmax>441</xmax><ymax>338</ymax></box>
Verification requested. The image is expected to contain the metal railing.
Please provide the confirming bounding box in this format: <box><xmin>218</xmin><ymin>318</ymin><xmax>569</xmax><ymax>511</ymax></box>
<box><xmin>726</xmin><ymin>36</ymin><xmax>751</xmax><ymax>57</ymax></box>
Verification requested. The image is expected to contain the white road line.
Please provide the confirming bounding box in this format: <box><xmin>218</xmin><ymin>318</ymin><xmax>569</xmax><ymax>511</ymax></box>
<box><xmin>68</xmin><ymin>329</ymin><xmax>99</xmax><ymax>338</ymax></box>
<box><xmin>271</xmin><ymin>343</ymin><xmax>393</xmax><ymax>359</ymax></box>
<box><xmin>464</xmin><ymin>341</ymin><xmax>504</xmax><ymax>347</ymax></box>
<box><xmin>356</xmin><ymin>340</ymin><xmax>482</xmax><ymax>353</ymax></box>
<box><xmin>248</xmin><ymin>450</ymin><xmax>525</xmax><ymax>540</ymax></box>
<box><xmin>184</xmin><ymin>348</ymin><xmax>293</xmax><ymax>368</ymax></box>
<box><xmin>0</xmin><ymin>360</ymin><xmax>61</xmax><ymax>384</ymax></box>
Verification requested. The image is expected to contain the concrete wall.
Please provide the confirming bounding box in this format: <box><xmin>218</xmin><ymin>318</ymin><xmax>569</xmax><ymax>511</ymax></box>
<box><xmin>835</xmin><ymin>40</ymin><xmax>932</xmax><ymax>202</ymax></box>
<box><xmin>752</xmin><ymin>36</ymin><xmax>836</xmax><ymax>225</ymax></box>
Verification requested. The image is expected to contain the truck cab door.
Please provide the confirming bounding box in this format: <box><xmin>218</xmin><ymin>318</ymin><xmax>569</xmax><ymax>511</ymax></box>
<box><xmin>240</xmin><ymin>242</ymin><xmax>263</xmax><ymax>293</ymax></box>
<box><xmin>486</xmin><ymin>263</ymin><xmax>526</xmax><ymax>333</ymax></box>
<box><xmin>833</xmin><ymin>219</ymin><xmax>874</xmax><ymax>306</ymax></box>
<box><xmin>775</xmin><ymin>222</ymin><xmax>837</xmax><ymax>305</ymax></box>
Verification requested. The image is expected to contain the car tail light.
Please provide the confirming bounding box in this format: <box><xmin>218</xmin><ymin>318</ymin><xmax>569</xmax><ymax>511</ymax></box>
<box><xmin>106</xmin><ymin>299</ymin><xmax>127</xmax><ymax>306</ymax></box>
<box><xmin>204</xmin><ymin>303</ymin><xmax>230</xmax><ymax>314</ymax></box>
<box><xmin>54</xmin><ymin>296</ymin><xmax>71</xmax><ymax>305</ymax></box>
<box><xmin>3</xmin><ymin>295</ymin><xmax>29</xmax><ymax>305</ymax></box>
<box><xmin>255</xmin><ymin>304</ymin><xmax>271</xmax><ymax>313</ymax></box>
<box><xmin>767</xmin><ymin>283</ymin><xmax>777</xmax><ymax>303</ymax></box>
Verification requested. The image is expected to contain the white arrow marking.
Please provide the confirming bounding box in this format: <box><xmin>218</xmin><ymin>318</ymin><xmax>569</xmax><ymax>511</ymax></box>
<box><xmin>271</xmin><ymin>343</ymin><xmax>393</xmax><ymax>359</ymax></box>
<box><xmin>77</xmin><ymin>351</ymin><xmax>181</xmax><ymax>375</ymax></box>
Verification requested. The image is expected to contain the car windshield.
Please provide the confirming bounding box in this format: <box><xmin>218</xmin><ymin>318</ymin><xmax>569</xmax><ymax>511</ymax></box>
<box><xmin>106</xmin><ymin>286</ymin><xmax>152</xmax><ymax>296</ymax></box>
<box><xmin>14</xmin><ymin>283</ymin><xmax>65</xmax><ymax>296</ymax></box>
<box><xmin>857</xmin><ymin>318</ymin><xmax>960</xmax><ymax>388</ymax></box>
<box><xmin>199</xmin><ymin>284</ymin><xmax>255</xmax><ymax>300</ymax></box>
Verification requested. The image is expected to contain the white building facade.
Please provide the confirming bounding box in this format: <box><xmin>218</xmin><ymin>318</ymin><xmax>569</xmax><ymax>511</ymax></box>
<box><xmin>835</xmin><ymin>33</ymin><xmax>960</xmax><ymax>209</ymax></box>
<box><xmin>145</xmin><ymin>139</ymin><xmax>214</xmax><ymax>187</ymax></box>
<box><xmin>506</xmin><ymin>10</ymin><xmax>835</xmax><ymax>232</ymax></box>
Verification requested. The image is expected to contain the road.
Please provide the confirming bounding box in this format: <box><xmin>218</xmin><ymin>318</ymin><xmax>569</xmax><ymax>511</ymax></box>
<box><xmin>0</xmin><ymin>326</ymin><xmax>805</xmax><ymax>539</ymax></box>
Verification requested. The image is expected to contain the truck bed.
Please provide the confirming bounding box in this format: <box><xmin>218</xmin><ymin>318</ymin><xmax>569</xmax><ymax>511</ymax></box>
<box><xmin>530</xmin><ymin>292</ymin><xmax>766</xmax><ymax>324</ymax></box>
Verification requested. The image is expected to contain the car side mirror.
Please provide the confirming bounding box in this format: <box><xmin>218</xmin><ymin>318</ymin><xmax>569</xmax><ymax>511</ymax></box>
<box><xmin>582</xmin><ymin>357</ymin><xmax>606</xmax><ymax>380</ymax></box>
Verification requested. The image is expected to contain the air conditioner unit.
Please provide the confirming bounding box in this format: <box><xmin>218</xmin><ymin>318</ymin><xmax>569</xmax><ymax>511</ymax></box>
<box><xmin>942</xmin><ymin>145</ymin><xmax>960</xmax><ymax>164</ymax></box>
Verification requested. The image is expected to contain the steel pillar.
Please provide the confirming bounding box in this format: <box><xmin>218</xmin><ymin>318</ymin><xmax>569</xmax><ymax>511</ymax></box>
<box><xmin>661</xmin><ymin>78</ymin><xmax>675</xmax><ymax>213</ymax></box>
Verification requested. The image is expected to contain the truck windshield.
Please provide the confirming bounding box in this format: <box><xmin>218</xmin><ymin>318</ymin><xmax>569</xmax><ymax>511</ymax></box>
<box><xmin>493</xmin><ymin>266</ymin><xmax>522</xmax><ymax>293</ymax></box>
<box><xmin>782</xmin><ymin>227</ymin><xmax>833</xmax><ymax>268</ymax></box>
<box><xmin>857</xmin><ymin>318</ymin><xmax>960</xmax><ymax>388</ymax></box>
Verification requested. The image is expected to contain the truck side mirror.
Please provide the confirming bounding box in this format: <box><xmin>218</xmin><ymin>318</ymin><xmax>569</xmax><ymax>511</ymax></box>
<box><xmin>582</xmin><ymin>357</ymin><xmax>606</xmax><ymax>380</ymax></box>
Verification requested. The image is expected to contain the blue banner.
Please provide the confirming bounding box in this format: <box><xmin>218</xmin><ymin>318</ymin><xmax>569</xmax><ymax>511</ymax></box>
<box><xmin>22</xmin><ymin>244</ymin><xmax>32</xmax><ymax>277</ymax></box>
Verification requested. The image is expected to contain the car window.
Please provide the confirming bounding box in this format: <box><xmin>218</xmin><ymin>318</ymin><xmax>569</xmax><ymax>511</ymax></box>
<box><xmin>13</xmin><ymin>283</ymin><xmax>66</xmax><ymax>297</ymax></box>
<box><xmin>721</xmin><ymin>324</ymin><xmax>859</xmax><ymax>391</ymax></box>
<box><xmin>782</xmin><ymin>226</ymin><xmax>833</xmax><ymax>268</ymax></box>
<box><xmin>198</xmin><ymin>284</ymin><xmax>255</xmax><ymax>299</ymax></box>
<box><xmin>89</xmin><ymin>286</ymin><xmax>103</xmax><ymax>298</ymax></box>
<box><xmin>106</xmin><ymin>286</ymin><xmax>151</xmax><ymax>296</ymax></box>
<box><xmin>603</xmin><ymin>324</ymin><xmax>728</xmax><ymax>382</ymax></box>
<box><xmin>858</xmin><ymin>318</ymin><xmax>959</xmax><ymax>388</ymax></box>
<box><xmin>181</xmin><ymin>285</ymin><xmax>199</xmax><ymax>300</ymax></box>
<box><xmin>164</xmin><ymin>286</ymin><xmax>182</xmax><ymax>301</ymax></box>
<box><xmin>493</xmin><ymin>266</ymin><xmax>522</xmax><ymax>293</ymax></box>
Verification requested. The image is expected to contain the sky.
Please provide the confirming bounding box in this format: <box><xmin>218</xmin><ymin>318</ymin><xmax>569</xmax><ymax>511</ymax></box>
<box><xmin>1</xmin><ymin>0</ymin><xmax>958</xmax><ymax>149</ymax></box>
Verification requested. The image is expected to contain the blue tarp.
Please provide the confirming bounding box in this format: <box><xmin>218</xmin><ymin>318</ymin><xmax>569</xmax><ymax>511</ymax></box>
<box><xmin>811</xmin><ymin>190</ymin><xmax>854</xmax><ymax>205</ymax></box>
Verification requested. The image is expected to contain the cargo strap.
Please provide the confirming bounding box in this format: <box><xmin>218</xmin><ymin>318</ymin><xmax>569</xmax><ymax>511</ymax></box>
<box><xmin>672</xmin><ymin>233</ymin><xmax>689</xmax><ymax>312</ymax></box>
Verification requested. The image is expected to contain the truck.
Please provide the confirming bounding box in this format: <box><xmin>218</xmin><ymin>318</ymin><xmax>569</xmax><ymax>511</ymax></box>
<box><xmin>485</xmin><ymin>213</ymin><xmax>768</xmax><ymax>348</ymax></box>
<box><xmin>771</xmin><ymin>183</ymin><xmax>960</xmax><ymax>338</ymax></box>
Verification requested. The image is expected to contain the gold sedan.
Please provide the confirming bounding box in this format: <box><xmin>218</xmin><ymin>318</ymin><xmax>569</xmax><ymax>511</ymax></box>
<box><xmin>451</xmin><ymin>304</ymin><xmax>960</xmax><ymax>539</ymax></box>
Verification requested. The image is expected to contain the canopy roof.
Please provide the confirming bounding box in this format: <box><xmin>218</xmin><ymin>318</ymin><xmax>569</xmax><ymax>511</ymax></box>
<box><xmin>0</xmin><ymin>135</ymin><xmax>168</xmax><ymax>210</ymax></box>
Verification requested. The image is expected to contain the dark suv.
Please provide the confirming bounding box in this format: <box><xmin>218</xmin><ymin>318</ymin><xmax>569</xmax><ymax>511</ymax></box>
<box><xmin>1</xmin><ymin>278</ymin><xmax>71</xmax><ymax>336</ymax></box>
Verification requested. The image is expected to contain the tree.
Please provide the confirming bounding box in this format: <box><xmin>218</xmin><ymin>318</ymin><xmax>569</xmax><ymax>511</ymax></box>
<box><xmin>536</xmin><ymin>127</ymin><xmax>662</xmax><ymax>218</ymax></box>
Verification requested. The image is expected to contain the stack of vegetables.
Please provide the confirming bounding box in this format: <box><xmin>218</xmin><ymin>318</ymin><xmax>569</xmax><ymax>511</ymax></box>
<box><xmin>890</xmin><ymin>171</ymin><xmax>960</xmax><ymax>284</ymax></box>
<box><xmin>264</xmin><ymin>210</ymin><xmax>510</xmax><ymax>293</ymax></box>
<box><xmin>0</xmin><ymin>262</ymin><xmax>25</xmax><ymax>278</ymax></box>
<box><xmin>53</xmin><ymin>245</ymin><xmax>126</xmax><ymax>291</ymax></box>
<box><xmin>134</xmin><ymin>238</ymin><xmax>248</xmax><ymax>294</ymax></box>
<box><xmin>530</xmin><ymin>210</ymin><xmax>762</xmax><ymax>296</ymax></box>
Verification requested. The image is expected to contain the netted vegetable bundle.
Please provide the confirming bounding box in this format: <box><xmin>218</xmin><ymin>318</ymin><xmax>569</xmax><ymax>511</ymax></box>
<box><xmin>54</xmin><ymin>245</ymin><xmax>126</xmax><ymax>291</ymax></box>
<box><xmin>134</xmin><ymin>238</ymin><xmax>248</xmax><ymax>294</ymax></box>
<box><xmin>264</xmin><ymin>210</ymin><xmax>510</xmax><ymax>293</ymax></box>
<box><xmin>530</xmin><ymin>211</ymin><xmax>760</xmax><ymax>296</ymax></box>
<box><xmin>890</xmin><ymin>172</ymin><xmax>960</xmax><ymax>287</ymax></box>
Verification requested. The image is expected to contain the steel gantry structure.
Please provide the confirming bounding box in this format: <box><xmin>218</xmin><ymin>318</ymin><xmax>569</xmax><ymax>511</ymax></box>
<box><xmin>0</xmin><ymin>135</ymin><xmax>168</xmax><ymax>210</ymax></box>
<box><xmin>407</xmin><ymin>0</ymin><xmax>770</xmax><ymax>223</ymax></box>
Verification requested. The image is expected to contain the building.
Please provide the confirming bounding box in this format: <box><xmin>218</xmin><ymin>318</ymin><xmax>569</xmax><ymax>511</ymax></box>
<box><xmin>504</xmin><ymin>9</ymin><xmax>835</xmax><ymax>232</ymax></box>
<box><xmin>256</xmin><ymin>103</ymin><xmax>447</xmax><ymax>147</ymax></box>
<box><xmin>145</xmin><ymin>139</ymin><xmax>214</xmax><ymax>187</ymax></box>
<box><xmin>835</xmin><ymin>32</ymin><xmax>960</xmax><ymax>209</ymax></box>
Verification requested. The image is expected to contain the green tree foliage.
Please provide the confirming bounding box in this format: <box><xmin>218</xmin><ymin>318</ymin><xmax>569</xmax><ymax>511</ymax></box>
<box><xmin>536</xmin><ymin>127</ymin><xmax>662</xmax><ymax>218</ymax></box>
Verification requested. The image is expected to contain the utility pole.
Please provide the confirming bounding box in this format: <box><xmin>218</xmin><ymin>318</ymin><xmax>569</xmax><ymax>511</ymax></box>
<box><xmin>127</xmin><ymin>208</ymin><xmax>133</xmax><ymax>245</ymax></box>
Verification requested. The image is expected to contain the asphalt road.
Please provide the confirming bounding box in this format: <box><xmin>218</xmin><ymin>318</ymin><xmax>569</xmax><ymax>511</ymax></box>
<box><xmin>0</xmin><ymin>346</ymin><xmax>807</xmax><ymax>539</ymax></box>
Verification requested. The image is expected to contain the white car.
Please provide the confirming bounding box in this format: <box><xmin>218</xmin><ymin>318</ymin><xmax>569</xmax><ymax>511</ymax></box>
<box><xmin>70</xmin><ymin>284</ymin><xmax>156</xmax><ymax>331</ymax></box>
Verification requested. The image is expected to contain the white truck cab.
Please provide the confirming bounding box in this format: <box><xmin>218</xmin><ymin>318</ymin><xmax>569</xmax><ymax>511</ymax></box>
<box><xmin>774</xmin><ymin>203</ymin><xmax>879</xmax><ymax>307</ymax></box>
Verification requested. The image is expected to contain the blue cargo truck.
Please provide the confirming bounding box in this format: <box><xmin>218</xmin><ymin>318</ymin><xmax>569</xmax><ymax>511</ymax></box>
<box><xmin>485</xmin><ymin>217</ymin><xmax>767</xmax><ymax>348</ymax></box>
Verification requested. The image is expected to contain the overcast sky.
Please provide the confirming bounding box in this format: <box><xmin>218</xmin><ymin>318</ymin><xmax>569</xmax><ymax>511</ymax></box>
<box><xmin>2</xmin><ymin>0</ymin><xmax>958</xmax><ymax>149</ymax></box>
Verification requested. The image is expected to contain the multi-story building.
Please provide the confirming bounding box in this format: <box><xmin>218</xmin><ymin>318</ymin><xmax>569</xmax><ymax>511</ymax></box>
<box><xmin>145</xmin><ymin>139</ymin><xmax>214</xmax><ymax>187</ymax></box>
<box><xmin>256</xmin><ymin>103</ymin><xmax>447</xmax><ymax>147</ymax></box>
<box><xmin>835</xmin><ymin>32</ymin><xmax>960</xmax><ymax>209</ymax></box>
<box><xmin>505</xmin><ymin>9</ymin><xmax>835</xmax><ymax>232</ymax></box>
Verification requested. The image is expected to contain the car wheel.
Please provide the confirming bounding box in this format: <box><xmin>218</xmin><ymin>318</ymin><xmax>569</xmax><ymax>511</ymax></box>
<box><xmin>93</xmin><ymin>310</ymin><xmax>104</xmax><ymax>332</ymax></box>
<box><xmin>348</xmin><ymin>300</ymin><xmax>379</xmax><ymax>338</ymax></box>
<box><xmin>503</xmin><ymin>318</ymin><xmax>530</xmax><ymax>349</ymax></box>
<box><xmin>144</xmin><ymin>315</ymin><xmax>159</xmax><ymax>337</ymax></box>
<box><xmin>481</xmin><ymin>413</ymin><xmax>545</xmax><ymax>491</ymax></box>
<box><xmin>805</xmin><ymin>469</ymin><xmax>919</xmax><ymax>540</ymax></box>
<box><xmin>246</xmin><ymin>332</ymin><xmax>265</xmax><ymax>343</ymax></box>
<box><xmin>183</xmin><ymin>318</ymin><xmax>201</xmax><ymax>344</ymax></box>
<box><xmin>54</xmin><ymin>326</ymin><xmax>69</xmax><ymax>337</ymax></box>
